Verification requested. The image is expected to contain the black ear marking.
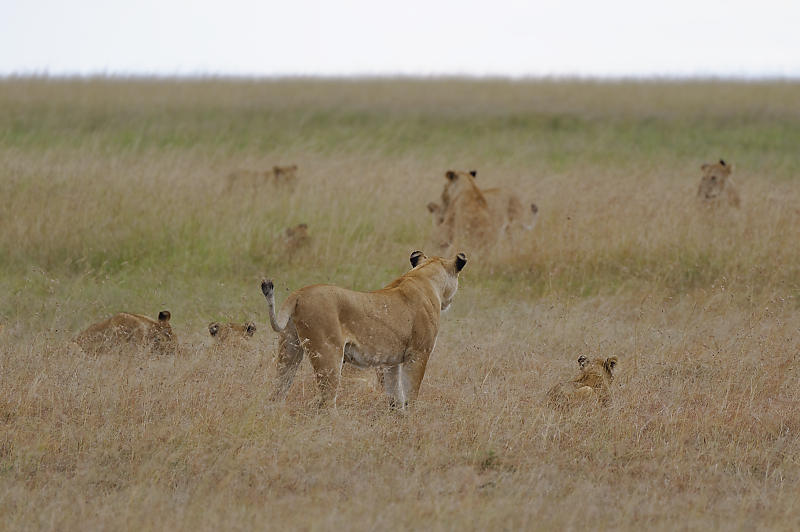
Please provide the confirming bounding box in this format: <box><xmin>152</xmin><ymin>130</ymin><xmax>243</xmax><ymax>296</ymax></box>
<box><xmin>455</xmin><ymin>252</ymin><xmax>467</xmax><ymax>272</ymax></box>
<box><xmin>410</xmin><ymin>250</ymin><xmax>425</xmax><ymax>267</ymax></box>
<box><xmin>245</xmin><ymin>322</ymin><xmax>256</xmax><ymax>336</ymax></box>
<box><xmin>446</xmin><ymin>171</ymin><xmax>457</xmax><ymax>181</ymax></box>
<box><xmin>469</xmin><ymin>170</ymin><xmax>477</xmax><ymax>178</ymax></box>
<box><xmin>208</xmin><ymin>322</ymin><xmax>220</xmax><ymax>336</ymax></box>
<box><xmin>531</xmin><ymin>203</ymin><xmax>539</xmax><ymax>214</ymax></box>
<box><xmin>719</xmin><ymin>159</ymin><xmax>726</xmax><ymax>166</ymax></box>
<box><xmin>578</xmin><ymin>355</ymin><xmax>588</xmax><ymax>368</ymax></box>
<box><xmin>158</xmin><ymin>310</ymin><xmax>171</xmax><ymax>322</ymax></box>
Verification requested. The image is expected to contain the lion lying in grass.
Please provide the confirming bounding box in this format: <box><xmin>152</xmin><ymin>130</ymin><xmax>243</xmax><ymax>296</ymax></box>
<box><xmin>547</xmin><ymin>355</ymin><xmax>618</xmax><ymax>408</ymax></box>
<box><xmin>261</xmin><ymin>250</ymin><xmax>467</xmax><ymax>408</ymax></box>
<box><xmin>75</xmin><ymin>310</ymin><xmax>177</xmax><ymax>356</ymax></box>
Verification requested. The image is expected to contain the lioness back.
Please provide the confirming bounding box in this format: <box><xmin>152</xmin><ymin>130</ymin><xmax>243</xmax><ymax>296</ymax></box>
<box><xmin>76</xmin><ymin>310</ymin><xmax>176</xmax><ymax>356</ymax></box>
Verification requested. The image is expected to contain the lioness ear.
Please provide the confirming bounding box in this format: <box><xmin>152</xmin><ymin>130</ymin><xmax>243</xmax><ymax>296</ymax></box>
<box><xmin>469</xmin><ymin>170</ymin><xmax>477</xmax><ymax>178</ymax></box>
<box><xmin>578</xmin><ymin>355</ymin><xmax>588</xmax><ymax>368</ymax></box>
<box><xmin>455</xmin><ymin>252</ymin><xmax>467</xmax><ymax>272</ymax></box>
<box><xmin>158</xmin><ymin>310</ymin><xmax>171</xmax><ymax>322</ymax></box>
<box><xmin>410</xmin><ymin>250</ymin><xmax>425</xmax><ymax>267</ymax></box>
<box><xmin>208</xmin><ymin>322</ymin><xmax>220</xmax><ymax>336</ymax></box>
<box><xmin>719</xmin><ymin>159</ymin><xmax>726</xmax><ymax>166</ymax></box>
<box><xmin>605</xmin><ymin>356</ymin><xmax>618</xmax><ymax>374</ymax></box>
<box><xmin>298</xmin><ymin>223</ymin><xmax>308</xmax><ymax>230</ymax></box>
<box><xmin>245</xmin><ymin>322</ymin><xmax>256</xmax><ymax>336</ymax></box>
<box><xmin>427</xmin><ymin>202</ymin><xmax>441</xmax><ymax>214</ymax></box>
<box><xmin>273</xmin><ymin>166</ymin><xmax>280</xmax><ymax>173</ymax></box>
<box><xmin>446</xmin><ymin>171</ymin><xmax>457</xmax><ymax>181</ymax></box>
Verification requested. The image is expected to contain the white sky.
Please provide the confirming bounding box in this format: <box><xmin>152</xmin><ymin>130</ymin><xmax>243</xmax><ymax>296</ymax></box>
<box><xmin>2</xmin><ymin>0</ymin><xmax>799</xmax><ymax>77</ymax></box>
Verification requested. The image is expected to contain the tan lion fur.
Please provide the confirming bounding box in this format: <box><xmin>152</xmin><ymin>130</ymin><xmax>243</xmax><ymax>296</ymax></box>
<box><xmin>75</xmin><ymin>311</ymin><xmax>177</xmax><ymax>356</ymax></box>
<box><xmin>429</xmin><ymin>170</ymin><xmax>538</xmax><ymax>252</ymax></box>
<box><xmin>697</xmin><ymin>159</ymin><xmax>740</xmax><ymax>207</ymax></box>
<box><xmin>225</xmin><ymin>164</ymin><xmax>298</xmax><ymax>191</ymax></box>
<box><xmin>546</xmin><ymin>355</ymin><xmax>618</xmax><ymax>408</ymax></box>
<box><xmin>261</xmin><ymin>250</ymin><xmax>467</xmax><ymax>408</ymax></box>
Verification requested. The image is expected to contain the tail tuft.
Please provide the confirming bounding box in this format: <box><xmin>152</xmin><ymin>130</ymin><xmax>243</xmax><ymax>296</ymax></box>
<box><xmin>261</xmin><ymin>279</ymin><xmax>274</xmax><ymax>298</ymax></box>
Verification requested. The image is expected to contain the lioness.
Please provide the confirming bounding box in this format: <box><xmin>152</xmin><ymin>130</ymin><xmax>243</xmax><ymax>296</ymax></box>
<box><xmin>261</xmin><ymin>250</ymin><xmax>467</xmax><ymax>408</ymax></box>
<box><xmin>546</xmin><ymin>355</ymin><xmax>618</xmax><ymax>408</ymax></box>
<box><xmin>225</xmin><ymin>164</ymin><xmax>298</xmax><ymax>190</ymax></box>
<box><xmin>208</xmin><ymin>321</ymin><xmax>256</xmax><ymax>342</ymax></box>
<box><xmin>76</xmin><ymin>310</ymin><xmax>176</xmax><ymax>356</ymax></box>
<box><xmin>697</xmin><ymin>159</ymin><xmax>740</xmax><ymax>207</ymax></box>
<box><xmin>429</xmin><ymin>170</ymin><xmax>538</xmax><ymax>251</ymax></box>
<box><xmin>282</xmin><ymin>223</ymin><xmax>310</xmax><ymax>251</ymax></box>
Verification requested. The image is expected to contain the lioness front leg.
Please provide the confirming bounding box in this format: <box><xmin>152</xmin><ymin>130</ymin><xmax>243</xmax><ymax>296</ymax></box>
<box><xmin>399</xmin><ymin>351</ymin><xmax>432</xmax><ymax>405</ymax></box>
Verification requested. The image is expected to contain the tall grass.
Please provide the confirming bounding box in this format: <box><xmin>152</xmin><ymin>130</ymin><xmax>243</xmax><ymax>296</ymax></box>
<box><xmin>1</xmin><ymin>78</ymin><xmax>799</xmax><ymax>530</ymax></box>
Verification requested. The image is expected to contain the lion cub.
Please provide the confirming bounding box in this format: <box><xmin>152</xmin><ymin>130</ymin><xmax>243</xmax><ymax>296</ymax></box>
<box><xmin>697</xmin><ymin>159</ymin><xmax>740</xmax><ymax>207</ymax></box>
<box><xmin>547</xmin><ymin>355</ymin><xmax>618</xmax><ymax>408</ymax></box>
<box><xmin>208</xmin><ymin>321</ymin><xmax>256</xmax><ymax>343</ymax></box>
<box><xmin>76</xmin><ymin>310</ymin><xmax>176</xmax><ymax>356</ymax></box>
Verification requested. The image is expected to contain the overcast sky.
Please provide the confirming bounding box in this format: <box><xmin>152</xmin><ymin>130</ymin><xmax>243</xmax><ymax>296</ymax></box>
<box><xmin>2</xmin><ymin>0</ymin><xmax>799</xmax><ymax>77</ymax></box>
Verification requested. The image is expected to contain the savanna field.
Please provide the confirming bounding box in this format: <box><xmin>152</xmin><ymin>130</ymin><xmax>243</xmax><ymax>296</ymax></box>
<box><xmin>1</xmin><ymin>79</ymin><xmax>799</xmax><ymax>530</ymax></box>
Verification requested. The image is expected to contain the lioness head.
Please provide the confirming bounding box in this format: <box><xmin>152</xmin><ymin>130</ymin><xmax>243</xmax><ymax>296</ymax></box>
<box><xmin>152</xmin><ymin>310</ymin><xmax>177</xmax><ymax>355</ymax></box>
<box><xmin>441</xmin><ymin>170</ymin><xmax>479</xmax><ymax>209</ymax></box>
<box><xmin>576</xmin><ymin>355</ymin><xmax>617</xmax><ymax>389</ymax></box>
<box><xmin>698</xmin><ymin>159</ymin><xmax>733</xmax><ymax>200</ymax></box>
<box><xmin>408</xmin><ymin>250</ymin><xmax>467</xmax><ymax>311</ymax></box>
<box><xmin>209</xmin><ymin>321</ymin><xmax>257</xmax><ymax>342</ymax></box>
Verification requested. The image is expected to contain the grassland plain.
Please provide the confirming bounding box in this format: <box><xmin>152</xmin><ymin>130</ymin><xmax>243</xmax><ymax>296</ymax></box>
<box><xmin>1</xmin><ymin>78</ymin><xmax>799</xmax><ymax>530</ymax></box>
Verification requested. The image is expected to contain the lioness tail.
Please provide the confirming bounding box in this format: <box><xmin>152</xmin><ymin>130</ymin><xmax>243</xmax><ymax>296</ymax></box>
<box><xmin>261</xmin><ymin>279</ymin><xmax>289</xmax><ymax>333</ymax></box>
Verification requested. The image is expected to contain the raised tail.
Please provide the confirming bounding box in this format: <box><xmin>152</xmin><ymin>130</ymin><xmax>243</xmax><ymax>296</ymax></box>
<box><xmin>261</xmin><ymin>279</ymin><xmax>292</xmax><ymax>333</ymax></box>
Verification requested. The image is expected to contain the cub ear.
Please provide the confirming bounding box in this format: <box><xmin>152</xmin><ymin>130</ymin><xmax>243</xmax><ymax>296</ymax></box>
<box><xmin>578</xmin><ymin>355</ymin><xmax>588</xmax><ymax>368</ymax></box>
<box><xmin>410</xmin><ymin>250</ymin><xmax>425</xmax><ymax>267</ymax></box>
<box><xmin>455</xmin><ymin>252</ymin><xmax>467</xmax><ymax>272</ymax></box>
<box><xmin>245</xmin><ymin>322</ymin><xmax>256</xmax><ymax>336</ymax></box>
<box><xmin>208</xmin><ymin>322</ymin><xmax>220</xmax><ymax>336</ymax></box>
<box><xmin>469</xmin><ymin>170</ymin><xmax>477</xmax><ymax>178</ymax></box>
<box><xmin>445</xmin><ymin>170</ymin><xmax>457</xmax><ymax>181</ymax></box>
<box><xmin>297</xmin><ymin>223</ymin><xmax>308</xmax><ymax>230</ymax></box>
<box><xmin>604</xmin><ymin>356</ymin><xmax>618</xmax><ymax>374</ymax></box>
<box><xmin>158</xmin><ymin>310</ymin><xmax>171</xmax><ymax>322</ymax></box>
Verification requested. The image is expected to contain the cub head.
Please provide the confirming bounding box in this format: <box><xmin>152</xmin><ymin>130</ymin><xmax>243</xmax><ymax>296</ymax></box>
<box><xmin>408</xmin><ymin>250</ymin><xmax>467</xmax><ymax>311</ymax></box>
<box><xmin>153</xmin><ymin>310</ymin><xmax>177</xmax><ymax>355</ymax></box>
<box><xmin>575</xmin><ymin>355</ymin><xmax>617</xmax><ymax>396</ymax></box>
<box><xmin>208</xmin><ymin>321</ymin><xmax>257</xmax><ymax>342</ymax></box>
<box><xmin>698</xmin><ymin>159</ymin><xmax>733</xmax><ymax>200</ymax></box>
<box><xmin>440</xmin><ymin>169</ymin><xmax>479</xmax><ymax>208</ymax></box>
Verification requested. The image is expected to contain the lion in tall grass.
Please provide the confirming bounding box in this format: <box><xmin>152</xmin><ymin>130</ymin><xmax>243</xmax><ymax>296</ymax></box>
<box><xmin>75</xmin><ymin>311</ymin><xmax>177</xmax><ymax>356</ymax></box>
<box><xmin>208</xmin><ymin>321</ymin><xmax>256</xmax><ymax>343</ymax></box>
<box><xmin>428</xmin><ymin>170</ymin><xmax>538</xmax><ymax>251</ymax></box>
<box><xmin>261</xmin><ymin>250</ymin><xmax>467</xmax><ymax>408</ymax></box>
<box><xmin>697</xmin><ymin>159</ymin><xmax>740</xmax><ymax>207</ymax></box>
<box><xmin>226</xmin><ymin>164</ymin><xmax>298</xmax><ymax>191</ymax></box>
<box><xmin>546</xmin><ymin>355</ymin><xmax>618</xmax><ymax>408</ymax></box>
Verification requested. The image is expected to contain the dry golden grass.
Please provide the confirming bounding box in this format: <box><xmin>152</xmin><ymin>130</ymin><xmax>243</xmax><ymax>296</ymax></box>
<box><xmin>1</xmin><ymin>78</ymin><xmax>799</xmax><ymax>530</ymax></box>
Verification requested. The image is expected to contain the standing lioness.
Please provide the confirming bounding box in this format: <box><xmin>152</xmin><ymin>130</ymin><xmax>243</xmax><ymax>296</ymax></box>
<box><xmin>262</xmin><ymin>250</ymin><xmax>467</xmax><ymax>408</ymax></box>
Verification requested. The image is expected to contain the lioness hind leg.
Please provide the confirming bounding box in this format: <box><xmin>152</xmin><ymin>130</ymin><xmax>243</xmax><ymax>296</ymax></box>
<box><xmin>307</xmin><ymin>344</ymin><xmax>343</xmax><ymax>407</ymax></box>
<box><xmin>271</xmin><ymin>335</ymin><xmax>304</xmax><ymax>401</ymax></box>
